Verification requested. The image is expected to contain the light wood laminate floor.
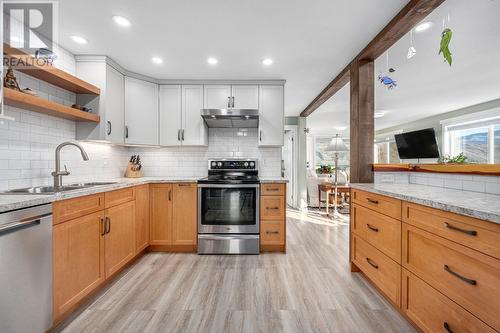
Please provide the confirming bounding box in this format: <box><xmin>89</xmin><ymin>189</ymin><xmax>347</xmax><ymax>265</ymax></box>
<box><xmin>58</xmin><ymin>210</ymin><xmax>415</xmax><ymax>333</ymax></box>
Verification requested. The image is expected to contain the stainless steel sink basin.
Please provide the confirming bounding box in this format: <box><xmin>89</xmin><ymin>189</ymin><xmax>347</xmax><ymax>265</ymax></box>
<box><xmin>2</xmin><ymin>185</ymin><xmax>86</xmax><ymax>195</ymax></box>
<box><xmin>1</xmin><ymin>182</ymin><xmax>118</xmax><ymax>195</ymax></box>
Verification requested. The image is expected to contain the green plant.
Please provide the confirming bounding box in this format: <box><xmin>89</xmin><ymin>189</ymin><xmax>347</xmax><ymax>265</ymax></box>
<box><xmin>316</xmin><ymin>165</ymin><xmax>334</xmax><ymax>174</ymax></box>
<box><xmin>437</xmin><ymin>152</ymin><xmax>468</xmax><ymax>164</ymax></box>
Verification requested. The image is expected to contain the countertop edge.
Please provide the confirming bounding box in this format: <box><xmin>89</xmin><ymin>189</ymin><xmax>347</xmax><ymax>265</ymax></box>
<box><xmin>350</xmin><ymin>183</ymin><xmax>500</xmax><ymax>225</ymax></box>
<box><xmin>0</xmin><ymin>178</ymin><xmax>288</xmax><ymax>213</ymax></box>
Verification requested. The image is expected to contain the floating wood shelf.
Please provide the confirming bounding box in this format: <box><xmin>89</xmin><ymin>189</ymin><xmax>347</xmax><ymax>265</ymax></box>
<box><xmin>373</xmin><ymin>163</ymin><xmax>500</xmax><ymax>176</ymax></box>
<box><xmin>4</xmin><ymin>89</ymin><xmax>100</xmax><ymax>122</ymax></box>
<box><xmin>3</xmin><ymin>44</ymin><xmax>100</xmax><ymax>95</ymax></box>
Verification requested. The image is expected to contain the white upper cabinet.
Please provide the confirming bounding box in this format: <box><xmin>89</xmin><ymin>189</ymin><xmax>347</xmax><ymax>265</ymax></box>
<box><xmin>182</xmin><ymin>85</ymin><xmax>208</xmax><ymax>146</ymax></box>
<box><xmin>124</xmin><ymin>77</ymin><xmax>159</xmax><ymax>145</ymax></box>
<box><xmin>258</xmin><ymin>85</ymin><xmax>284</xmax><ymax>147</ymax></box>
<box><xmin>75</xmin><ymin>58</ymin><xmax>125</xmax><ymax>144</ymax></box>
<box><xmin>231</xmin><ymin>85</ymin><xmax>259</xmax><ymax>109</ymax></box>
<box><xmin>204</xmin><ymin>85</ymin><xmax>231</xmax><ymax>109</ymax></box>
<box><xmin>159</xmin><ymin>85</ymin><xmax>182</xmax><ymax>146</ymax></box>
<box><xmin>105</xmin><ymin>65</ymin><xmax>124</xmax><ymax>144</ymax></box>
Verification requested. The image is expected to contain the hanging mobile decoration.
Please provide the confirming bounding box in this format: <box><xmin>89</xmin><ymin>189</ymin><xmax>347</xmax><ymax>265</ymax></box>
<box><xmin>439</xmin><ymin>13</ymin><xmax>453</xmax><ymax>66</ymax></box>
<box><xmin>378</xmin><ymin>51</ymin><xmax>397</xmax><ymax>89</ymax></box>
<box><xmin>407</xmin><ymin>29</ymin><xmax>416</xmax><ymax>59</ymax></box>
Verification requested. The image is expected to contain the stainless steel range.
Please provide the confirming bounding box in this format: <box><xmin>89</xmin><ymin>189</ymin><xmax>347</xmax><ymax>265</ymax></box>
<box><xmin>197</xmin><ymin>159</ymin><xmax>260</xmax><ymax>254</ymax></box>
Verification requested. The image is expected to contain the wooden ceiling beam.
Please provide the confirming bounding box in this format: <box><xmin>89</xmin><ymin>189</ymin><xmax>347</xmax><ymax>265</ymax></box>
<box><xmin>300</xmin><ymin>0</ymin><xmax>445</xmax><ymax>117</ymax></box>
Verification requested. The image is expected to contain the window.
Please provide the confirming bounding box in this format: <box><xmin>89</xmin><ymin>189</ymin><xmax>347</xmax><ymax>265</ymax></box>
<box><xmin>374</xmin><ymin>141</ymin><xmax>400</xmax><ymax>163</ymax></box>
<box><xmin>442</xmin><ymin>110</ymin><xmax>500</xmax><ymax>164</ymax></box>
<box><xmin>314</xmin><ymin>136</ymin><xmax>350</xmax><ymax>169</ymax></box>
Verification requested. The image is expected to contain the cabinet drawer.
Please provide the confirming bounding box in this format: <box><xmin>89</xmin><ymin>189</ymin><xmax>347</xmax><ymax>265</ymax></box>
<box><xmin>402</xmin><ymin>224</ymin><xmax>500</xmax><ymax>331</ymax></box>
<box><xmin>261</xmin><ymin>221</ymin><xmax>285</xmax><ymax>245</ymax></box>
<box><xmin>352</xmin><ymin>204</ymin><xmax>401</xmax><ymax>263</ymax></box>
<box><xmin>352</xmin><ymin>235</ymin><xmax>401</xmax><ymax>306</ymax></box>
<box><xmin>53</xmin><ymin>193</ymin><xmax>104</xmax><ymax>225</ymax></box>
<box><xmin>351</xmin><ymin>189</ymin><xmax>401</xmax><ymax>220</ymax></box>
<box><xmin>261</xmin><ymin>196</ymin><xmax>285</xmax><ymax>220</ymax></box>
<box><xmin>403</xmin><ymin>202</ymin><xmax>500</xmax><ymax>259</ymax></box>
<box><xmin>261</xmin><ymin>183</ymin><xmax>285</xmax><ymax>196</ymax></box>
<box><xmin>402</xmin><ymin>268</ymin><xmax>495</xmax><ymax>333</ymax></box>
<box><xmin>105</xmin><ymin>187</ymin><xmax>135</xmax><ymax>208</ymax></box>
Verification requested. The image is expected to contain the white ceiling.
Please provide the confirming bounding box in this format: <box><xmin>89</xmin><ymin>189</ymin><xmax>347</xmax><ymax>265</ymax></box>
<box><xmin>56</xmin><ymin>0</ymin><xmax>408</xmax><ymax>116</ymax></box>
<box><xmin>308</xmin><ymin>0</ymin><xmax>500</xmax><ymax>133</ymax></box>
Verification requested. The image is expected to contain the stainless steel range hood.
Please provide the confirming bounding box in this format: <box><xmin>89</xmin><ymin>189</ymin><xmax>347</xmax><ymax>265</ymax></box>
<box><xmin>201</xmin><ymin>109</ymin><xmax>259</xmax><ymax>128</ymax></box>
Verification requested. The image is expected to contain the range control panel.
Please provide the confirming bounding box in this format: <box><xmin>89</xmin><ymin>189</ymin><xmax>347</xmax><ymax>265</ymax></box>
<box><xmin>208</xmin><ymin>159</ymin><xmax>257</xmax><ymax>170</ymax></box>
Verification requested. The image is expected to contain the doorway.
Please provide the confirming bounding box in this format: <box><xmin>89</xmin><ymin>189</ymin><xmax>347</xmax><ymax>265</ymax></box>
<box><xmin>282</xmin><ymin>126</ymin><xmax>298</xmax><ymax>208</ymax></box>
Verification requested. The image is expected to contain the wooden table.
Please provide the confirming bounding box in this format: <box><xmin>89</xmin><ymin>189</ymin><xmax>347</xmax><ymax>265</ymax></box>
<box><xmin>318</xmin><ymin>183</ymin><xmax>350</xmax><ymax>215</ymax></box>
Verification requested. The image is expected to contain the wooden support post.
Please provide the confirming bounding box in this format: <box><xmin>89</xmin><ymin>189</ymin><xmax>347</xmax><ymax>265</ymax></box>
<box><xmin>350</xmin><ymin>60</ymin><xmax>374</xmax><ymax>183</ymax></box>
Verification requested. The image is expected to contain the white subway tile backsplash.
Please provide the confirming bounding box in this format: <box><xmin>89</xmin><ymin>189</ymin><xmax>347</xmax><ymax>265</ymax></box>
<box><xmin>376</xmin><ymin>171</ymin><xmax>500</xmax><ymax>195</ymax></box>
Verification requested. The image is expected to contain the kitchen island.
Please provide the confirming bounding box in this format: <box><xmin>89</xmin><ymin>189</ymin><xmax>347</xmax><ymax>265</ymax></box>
<box><xmin>349</xmin><ymin>183</ymin><xmax>500</xmax><ymax>333</ymax></box>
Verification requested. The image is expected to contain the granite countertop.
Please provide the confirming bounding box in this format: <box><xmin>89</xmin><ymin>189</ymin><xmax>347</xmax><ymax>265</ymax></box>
<box><xmin>0</xmin><ymin>177</ymin><xmax>288</xmax><ymax>213</ymax></box>
<box><xmin>259</xmin><ymin>178</ymin><xmax>289</xmax><ymax>183</ymax></box>
<box><xmin>350</xmin><ymin>183</ymin><xmax>500</xmax><ymax>225</ymax></box>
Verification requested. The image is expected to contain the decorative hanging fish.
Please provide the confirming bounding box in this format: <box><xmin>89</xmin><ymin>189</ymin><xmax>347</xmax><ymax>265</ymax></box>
<box><xmin>439</xmin><ymin>28</ymin><xmax>453</xmax><ymax>66</ymax></box>
<box><xmin>378</xmin><ymin>74</ymin><xmax>397</xmax><ymax>89</ymax></box>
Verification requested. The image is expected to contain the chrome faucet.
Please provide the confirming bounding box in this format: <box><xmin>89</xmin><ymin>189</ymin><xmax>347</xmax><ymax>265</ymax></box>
<box><xmin>51</xmin><ymin>142</ymin><xmax>89</xmax><ymax>190</ymax></box>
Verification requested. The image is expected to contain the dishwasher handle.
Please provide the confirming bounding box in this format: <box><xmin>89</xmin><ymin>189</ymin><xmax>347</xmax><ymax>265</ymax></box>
<box><xmin>0</xmin><ymin>214</ymin><xmax>49</xmax><ymax>236</ymax></box>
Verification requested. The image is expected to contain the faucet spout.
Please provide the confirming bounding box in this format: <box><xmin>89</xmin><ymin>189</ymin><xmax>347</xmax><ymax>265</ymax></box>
<box><xmin>52</xmin><ymin>141</ymin><xmax>89</xmax><ymax>190</ymax></box>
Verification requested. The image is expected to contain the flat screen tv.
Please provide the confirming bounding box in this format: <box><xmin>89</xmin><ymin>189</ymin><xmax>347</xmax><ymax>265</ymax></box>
<box><xmin>394</xmin><ymin>128</ymin><xmax>440</xmax><ymax>159</ymax></box>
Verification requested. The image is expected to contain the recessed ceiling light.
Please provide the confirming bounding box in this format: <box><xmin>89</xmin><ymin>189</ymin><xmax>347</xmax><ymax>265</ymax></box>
<box><xmin>207</xmin><ymin>57</ymin><xmax>218</xmax><ymax>65</ymax></box>
<box><xmin>262</xmin><ymin>58</ymin><xmax>273</xmax><ymax>66</ymax></box>
<box><xmin>415</xmin><ymin>21</ymin><xmax>433</xmax><ymax>32</ymax></box>
<box><xmin>71</xmin><ymin>35</ymin><xmax>88</xmax><ymax>44</ymax></box>
<box><xmin>112</xmin><ymin>15</ymin><xmax>131</xmax><ymax>27</ymax></box>
<box><xmin>151</xmin><ymin>56</ymin><xmax>163</xmax><ymax>64</ymax></box>
<box><xmin>374</xmin><ymin>112</ymin><xmax>385</xmax><ymax>119</ymax></box>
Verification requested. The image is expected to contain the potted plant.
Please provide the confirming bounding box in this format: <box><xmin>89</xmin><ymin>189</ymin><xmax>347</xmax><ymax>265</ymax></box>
<box><xmin>316</xmin><ymin>165</ymin><xmax>334</xmax><ymax>176</ymax></box>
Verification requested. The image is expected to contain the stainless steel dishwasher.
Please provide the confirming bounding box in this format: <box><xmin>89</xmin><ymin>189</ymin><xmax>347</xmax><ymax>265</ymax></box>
<box><xmin>0</xmin><ymin>204</ymin><xmax>53</xmax><ymax>333</ymax></box>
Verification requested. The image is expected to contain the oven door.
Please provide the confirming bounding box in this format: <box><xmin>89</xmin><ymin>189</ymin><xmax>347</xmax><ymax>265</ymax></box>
<box><xmin>198</xmin><ymin>184</ymin><xmax>259</xmax><ymax>234</ymax></box>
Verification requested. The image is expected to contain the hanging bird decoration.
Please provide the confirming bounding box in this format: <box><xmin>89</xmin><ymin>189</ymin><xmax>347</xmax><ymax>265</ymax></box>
<box><xmin>439</xmin><ymin>28</ymin><xmax>453</xmax><ymax>66</ymax></box>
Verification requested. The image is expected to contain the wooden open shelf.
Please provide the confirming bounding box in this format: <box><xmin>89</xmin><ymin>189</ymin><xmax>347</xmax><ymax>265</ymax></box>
<box><xmin>4</xmin><ymin>88</ymin><xmax>100</xmax><ymax>122</ymax></box>
<box><xmin>373</xmin><ymin>163</ymin><xmax>500</xmax><ymax>176</ymax></box>
<box><xmin>3</xmin><ymin>43</ymin><xmax>100</xmax><ymax>95</ymax></box>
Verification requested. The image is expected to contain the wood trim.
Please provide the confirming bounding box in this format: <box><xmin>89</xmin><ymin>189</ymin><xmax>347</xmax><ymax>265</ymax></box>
<box><xmin>300</xmin><ymin>0</ymin><xmax>445</xmax><ymax>117</ymax></box>
<box><xmin>4</xmin><ymin>43</ymin><xmax>100</xmax><ymax>95</ymax></box>
<box><xmin>260</xmin><ymin>244</ymin><xmax>286</xmax><ymax>252</ymax></box>
<box><xmin>300</xmin><ymin>65</ymin><xmax>350</xmax><ymax>117</ymax></box>
<box><xmin>148</xmin><ymin>244</ymin><xmax>197</xmax><ymax>252</ymax></box>
<box><xmin>373</xmin><ymin>163</ymin><xmax>500</xmax><ymax>176</ymax></box>
<box><xmin>4</xmin><ymin>88</ymin><xmax>100</xmax><ymax>122</ymax></box>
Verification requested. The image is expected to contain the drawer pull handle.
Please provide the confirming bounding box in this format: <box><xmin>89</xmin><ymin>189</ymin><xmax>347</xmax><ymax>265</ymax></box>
<box><xmin>366</xmin><ymin>198</ymin><xmax>379</xmax><ymax>204</ymax></box>
<box><xmin>266</xmin><ymin>231</ymin><xmax>279</xmax><ymax>234</ymax></box>
<box><xmin>267</xmin><ymin>207</ymin><xmax>280</xmax><ymax>210</ymax></box>
<box><xmin>444</xmin><ymin>265</ymin><xmax>476</xmax><ymax>285</ymax></box>
<box><xmin>366</xmin><ymin>258</ymin><xmax>378</xmax><ymax>269</ymax></box>
<box><xmin>444</xmin><ymin>222</ymin><xmax>477</xmax><ymax>236</ymax></box>
<box><xmin>443</xmin><ymin>322</ymin><xmax>453</xmax><ymax>333</ymax></box>
<box><xmin>366</xmin><ymin>224</ymin><xmax>379</xmax><ymax>232</ymax></box>
<box><xmin>267</xmin><ymin>188</ymin><xmax>279</xmax><ymax>191</ymax></box>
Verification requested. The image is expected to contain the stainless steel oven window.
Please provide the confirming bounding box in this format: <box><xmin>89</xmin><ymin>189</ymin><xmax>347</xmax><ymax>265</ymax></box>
<box><xmin>198</xmin><ymin>184</ymin><xmax>259</xmax><ymax>234</ymax></box>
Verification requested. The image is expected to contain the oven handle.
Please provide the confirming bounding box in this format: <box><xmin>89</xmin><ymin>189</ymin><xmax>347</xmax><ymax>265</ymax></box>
<box><xmin>197</xmin><ymin>184</ymin><xmax>260</xmax><ymax>188</ymax></box>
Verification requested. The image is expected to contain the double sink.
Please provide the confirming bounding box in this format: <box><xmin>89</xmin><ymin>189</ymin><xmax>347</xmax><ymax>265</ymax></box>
<box><xmin>2</xmin><ymin>182</ymin><xmax>117</xmax><ymax>195</ymax></box>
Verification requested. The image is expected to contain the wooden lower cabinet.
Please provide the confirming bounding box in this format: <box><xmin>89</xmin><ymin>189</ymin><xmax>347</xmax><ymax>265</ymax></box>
<box><xmin>104</xmin><ymin>201</ymin><xmax>136</xmax><ymax>278</ymax></box>
<box><xmin>53</xmin><ymin>211</ymin><xmax>105</xmax><ymax>320</ymax></box>
<box><xmin>135</xmin><ymin>184</ymin><xmax>150</xmax><ymax>253</ymax></box>
<box><xmin>402</xmin><ymin>268</ymin><xmax>496</xmax><ymax>333</ymax></box>
<box><xmin>352</xmin><ymin>235</ymin><xmax>401</xmax><ymax>305</ymax></box>
<box><xmin>350</xmin><ymin>188</ymin><xmax>500</xmax><ymax>333</ymax></box>
<box><xmin>260</xmin><ymin>183</ymin><xmax>286</xmax><ymax>252</ymax></box>
<box><xmin>149</xmin><ymin>183</ymin><xmax>197</xmax><ymax>251</ymax></box>
<box><xmin>172</xmin><ymin>183</ymin><xmax>197</xmax><ymax>246</ymax></box>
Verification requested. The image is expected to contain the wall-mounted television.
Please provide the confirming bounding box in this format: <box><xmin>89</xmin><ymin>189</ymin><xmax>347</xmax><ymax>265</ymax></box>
<box><xmin>394</xmin><ymin>128</ymin><xmax>440</xmax><ymax>160</ymax></box>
